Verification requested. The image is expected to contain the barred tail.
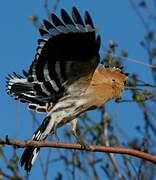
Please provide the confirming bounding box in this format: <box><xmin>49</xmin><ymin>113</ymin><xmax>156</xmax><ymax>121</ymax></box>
<box><xmin>20</xmin><ymin>147</ymin><xmax>40</xmax><ymax>173</ymax></box>
<box><xmin>20</xmin><ymin>116</ymin><xmax>51</xmax><ymax>173</ymax></box>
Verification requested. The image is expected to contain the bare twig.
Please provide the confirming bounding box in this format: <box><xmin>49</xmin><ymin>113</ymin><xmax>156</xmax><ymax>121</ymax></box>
<box><xmin>102</xmin><ymin>51</ymin><xmax>156</xmax><ymax>69</ymax></box>
<box><xmin>129</xmin><ymin>0</ymin><xmax>150</xmax><ymax>32</ymax></box>
<box><xmin>0</xmin><ymin>138</ymin><xmax>156</xmax><ymax>165</ymax></box>
<box><xmin>103</xmin><ymin>111</ymin><xmax>124</xmax><ymax>179</ymax></box>
<box><xmin>0</xmin><ymin>170</ymin><xmax>23</xmax><ymax>180</ymax></box>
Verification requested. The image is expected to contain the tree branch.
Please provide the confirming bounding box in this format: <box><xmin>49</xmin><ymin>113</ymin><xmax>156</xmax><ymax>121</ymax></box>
<box><xmin>0</xmin><ymin>137</ymin><xmax>156</xmax><ymax>165</ymax></box>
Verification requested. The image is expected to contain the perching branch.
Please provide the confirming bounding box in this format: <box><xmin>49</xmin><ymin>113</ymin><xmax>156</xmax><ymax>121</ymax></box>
<box><xmin>1</xmin><ymin>137</ymin><xmax>156</xmax><ymax>165</ymax></box>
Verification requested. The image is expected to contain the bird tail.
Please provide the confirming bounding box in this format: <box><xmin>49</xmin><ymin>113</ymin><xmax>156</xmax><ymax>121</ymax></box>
<box><xmin>20</xmin><ymin>116</ymin><xmax>51</xmax><ymax>173</ymax></box>
<box><xmin>20</xmin><ymin>147</ymin><xmax>40</xmax><ymax>174</ymax></box>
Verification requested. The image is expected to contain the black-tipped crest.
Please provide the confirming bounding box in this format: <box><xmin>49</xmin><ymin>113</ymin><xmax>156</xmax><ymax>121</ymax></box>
<box><xmin>102</xmin><ymin>63</ymin><xmax>129</xmax><ymax>78</ymax></box>
<box><xmin>125</xmin><ymin>73</ymin><xmax>129</xmax><ymax>76</ymax></box>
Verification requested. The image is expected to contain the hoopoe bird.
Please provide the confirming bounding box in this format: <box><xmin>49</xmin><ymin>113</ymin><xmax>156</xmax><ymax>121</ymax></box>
<box><xmin>6</xmin><ymin>7</ymin><xmax>128</xmax><ymax>173</ymax></box>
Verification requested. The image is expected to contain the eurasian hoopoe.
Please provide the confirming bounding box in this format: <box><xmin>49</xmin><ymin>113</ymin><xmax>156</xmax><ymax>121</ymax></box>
<box><xmin>6</xmin><ymin>7</ymin><xmax>128</xmax><ymax>173</ymax></box>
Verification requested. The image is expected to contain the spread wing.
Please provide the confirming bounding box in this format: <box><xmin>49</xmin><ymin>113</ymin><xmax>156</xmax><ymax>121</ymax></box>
<box><xmin>6</xmin><ymin>7</ymin><xmax>101</xmax><ymax>112</ymax></box>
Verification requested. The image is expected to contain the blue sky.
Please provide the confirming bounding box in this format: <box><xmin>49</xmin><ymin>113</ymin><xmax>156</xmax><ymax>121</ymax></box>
<box><xmin>0</xmin><ymin>0</ymin><xmax>153</xmax><ymax>179</ymax></box>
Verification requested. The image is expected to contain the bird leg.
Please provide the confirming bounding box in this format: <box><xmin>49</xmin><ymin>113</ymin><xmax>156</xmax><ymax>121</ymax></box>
<box><xmin>50</xmin><ymin>124</ymin><xmax>60</xmax><ymax>143</ymax></box>
<box><xmin>70</xmin><ymin>119</ymin><xmax>94</xmax><ymax>151</ymax></box>
<box><xmin>52</xmin><ymin>130</ymin><xmax>60</xmax><ymax>143</ymax></box>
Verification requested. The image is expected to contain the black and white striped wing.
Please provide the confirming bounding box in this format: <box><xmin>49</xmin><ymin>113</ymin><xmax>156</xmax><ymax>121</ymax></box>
<box><xmin>6</xmin><ymin>7</ymin><xmax>101</xmax><ymax>112</ymax></box>
<box><xmin>6</xmin><ymin>71</ymin><xmax>50</xmax><ymax>112</ymax></box>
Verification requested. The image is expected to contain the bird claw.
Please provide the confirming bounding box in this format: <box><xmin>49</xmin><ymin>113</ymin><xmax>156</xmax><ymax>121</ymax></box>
<box><xmin>55</xmin><ymin>133</ymin><xmax>60</xmax><ymax>143</ymax></box>
<box><xmin>71</xmin><ymin>130</ymin><xmax>94</xmax><ymax>151</ymax></box>
<box><xmin>51</xmin><ymin>128</ymin><xmax>60</xmax><ymax>143</ymax></box>
<box><xmin>80</xmin><ymin>142</ymin><xmax>94</xmax><ymax>151</ymax></box>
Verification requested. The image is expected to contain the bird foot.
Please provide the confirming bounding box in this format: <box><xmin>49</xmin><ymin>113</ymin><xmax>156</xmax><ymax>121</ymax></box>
<box><xmin>71</xmin><ymin>130</ymin><xmax>94</xmax><ymax>151</ymax></box>
<box><xmin>51</xmin><ymin>129</ymin><xmax>60</xmax><ymax>143</ymax></box>
<box><xmin>79</xmin><ymin>142</ymin><xmax>95</xmax><ymax>151</ymax></box>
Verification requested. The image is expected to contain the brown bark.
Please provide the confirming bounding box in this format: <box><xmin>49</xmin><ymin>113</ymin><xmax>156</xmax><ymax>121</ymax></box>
<box><xmin>0</xmin><ymin>137</ymin><xmax>156</xmax><ymax>164</ymax></box>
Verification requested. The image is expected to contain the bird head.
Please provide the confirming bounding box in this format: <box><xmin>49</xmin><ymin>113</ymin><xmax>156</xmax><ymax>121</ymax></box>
<box><xmin>98</xmin><ymin>65</ymin><xmax>128</xmax><ymax>99</ymax></box>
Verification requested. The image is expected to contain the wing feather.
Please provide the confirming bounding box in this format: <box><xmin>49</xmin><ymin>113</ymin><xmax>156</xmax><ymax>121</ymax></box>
<box><xmin>6</xmin><ymin>7</ymin><xmax>101</xmax><ymax>110</ymax></box>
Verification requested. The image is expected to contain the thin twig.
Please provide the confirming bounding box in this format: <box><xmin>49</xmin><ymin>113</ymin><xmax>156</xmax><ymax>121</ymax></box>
<box><xmin>103</xmin><ymin>111</ymin><xmax>124</xmax><ymax>179</ymax></box>
<box><xmin>129</xmin><ymin>0</ymin><xmax>150</xmax><ymax>32</ymax></box>
<box><xmin>103</xmin><ymin>51</ymin><xmax>156</xmax><ymax>69</ymax></box>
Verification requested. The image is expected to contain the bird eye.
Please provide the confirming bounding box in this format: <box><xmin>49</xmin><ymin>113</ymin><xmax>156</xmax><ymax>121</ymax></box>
<box><xmin>124</xmin><ymin>80</ymin><xmax>127</xmax><ymax>85</ymax></box>
<box><xmin>112</xmin><ymin>79</ymin><xmax>115</xmax><ymax>82</ymax></box>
